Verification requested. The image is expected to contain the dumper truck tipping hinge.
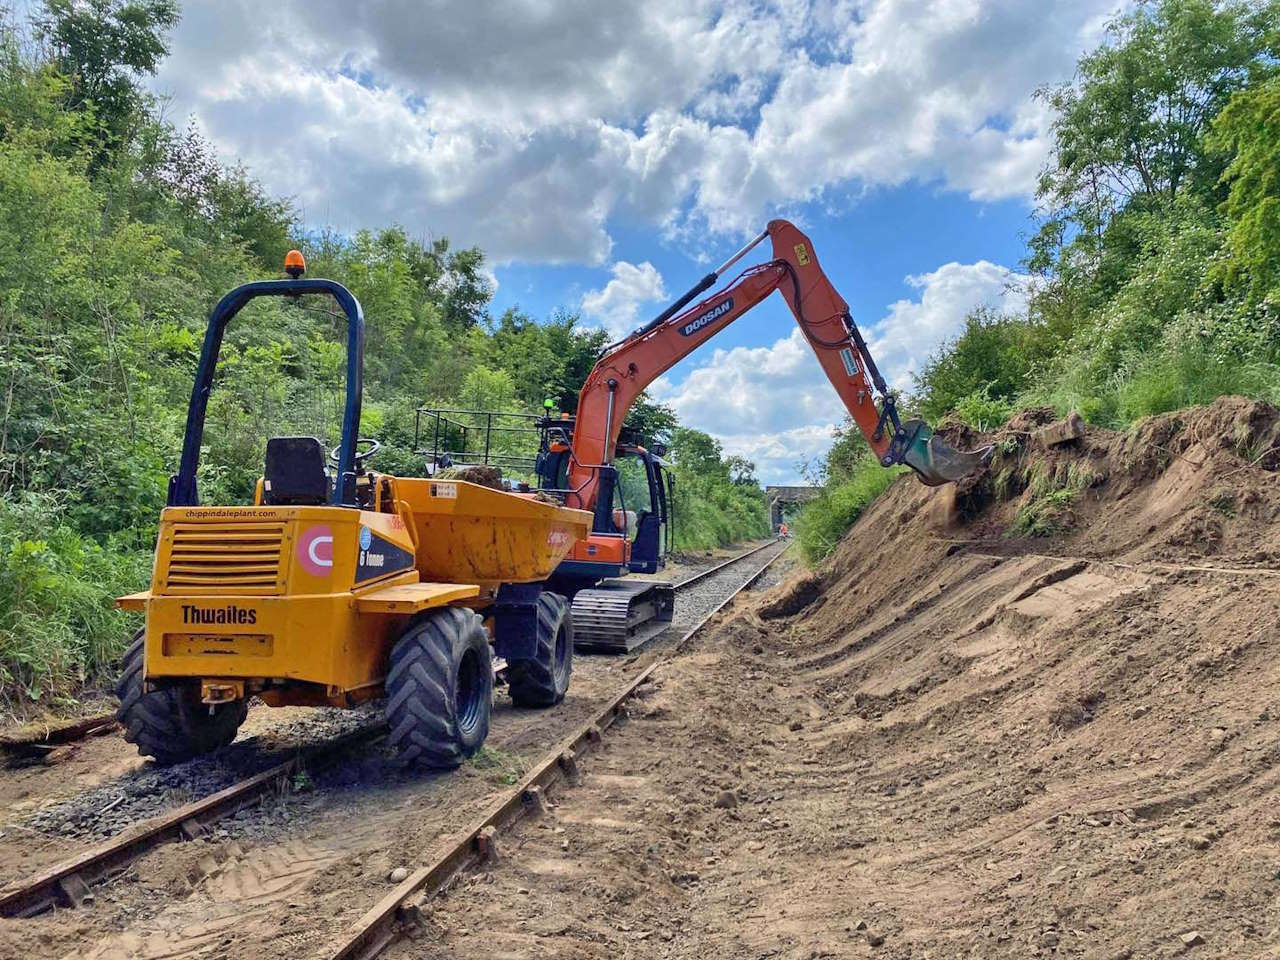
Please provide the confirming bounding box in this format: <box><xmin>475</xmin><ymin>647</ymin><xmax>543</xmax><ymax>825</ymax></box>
<box><xmin>548</xmin><ymin>219</ymin><xmax>993</xmax><ymax>650</ymax></box>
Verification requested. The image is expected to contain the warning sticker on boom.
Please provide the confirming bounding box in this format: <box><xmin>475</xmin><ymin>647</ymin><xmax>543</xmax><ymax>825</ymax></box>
<box><xmin>840</xmin><ymin>347</ymin><xmax>860</xmax><ymax>378</ymax></box>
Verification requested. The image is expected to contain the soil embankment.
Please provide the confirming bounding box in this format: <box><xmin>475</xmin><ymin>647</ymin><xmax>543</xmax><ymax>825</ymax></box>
<box><xmin>395</xmin><ymin>397</ymin><xmax>1280</xmax><ymax>959</ymax></box>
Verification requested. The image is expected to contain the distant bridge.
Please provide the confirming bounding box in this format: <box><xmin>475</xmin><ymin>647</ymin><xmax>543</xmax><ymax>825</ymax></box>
<box><xmin>764</xmin><ymin>485</ymin><xmax>821</xmax><ymax>530</ymax></box>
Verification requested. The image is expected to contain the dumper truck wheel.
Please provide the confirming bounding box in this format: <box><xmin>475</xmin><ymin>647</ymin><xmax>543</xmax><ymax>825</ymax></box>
<box><xmin>507</xmin><ymin>592</ymin><xmax>573</xmax><ymax>708</ymax></box>
<box><xmin>115</xmin><ymin>633</ymin><xmax>248</xmax><ymax>765</ymax></box>
<box><xmin>387</xmin><ymin>608</ymin><xmax>492</xmax><ymax>768</ymax></box>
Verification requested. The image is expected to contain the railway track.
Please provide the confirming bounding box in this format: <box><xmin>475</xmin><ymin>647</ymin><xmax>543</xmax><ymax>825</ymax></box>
<box><xmin>671</xmin><ymin>537</ymin><xmax>779</xmax><ymax>589</ymax></box>
<box><xmin>329</xmin><ymin>543</ymin><xmax>787</xmax><ymax>960</ymax></box>
<box><xmin>0</xmin><ymin>538</ymin><xmax>787</xmax><ymax>921</ymax></box>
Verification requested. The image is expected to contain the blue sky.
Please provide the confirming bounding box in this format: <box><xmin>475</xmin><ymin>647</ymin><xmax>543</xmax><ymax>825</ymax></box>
<box><xmin>147</xmin><ymin>0</ymin><xmax>1120</xmax><ymax>483</ymax></box>
<box><xmin>491</xmin><ymin>186</ymin><xmax>1033</xmax><ymax>360</ymax></box>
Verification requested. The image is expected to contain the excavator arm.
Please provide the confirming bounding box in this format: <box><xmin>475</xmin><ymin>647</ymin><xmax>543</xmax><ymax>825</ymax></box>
<box><xmin>563</xmin><ymin>219</ymin><xmax>992</xmax><ymax>511</ymax></box>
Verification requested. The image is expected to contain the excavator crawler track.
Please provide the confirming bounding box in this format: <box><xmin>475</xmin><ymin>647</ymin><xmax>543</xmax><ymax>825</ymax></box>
<box><xmin>570</xmin><ymin>580</ymin><xmax>675</xmax><ymax>653</ymax></box>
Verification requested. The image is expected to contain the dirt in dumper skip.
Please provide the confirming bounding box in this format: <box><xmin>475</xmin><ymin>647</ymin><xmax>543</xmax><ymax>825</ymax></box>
<box><xmin>390</xmin><ymin>397</ymin><xmax>1280</xmax><ymax>960</ymax></box>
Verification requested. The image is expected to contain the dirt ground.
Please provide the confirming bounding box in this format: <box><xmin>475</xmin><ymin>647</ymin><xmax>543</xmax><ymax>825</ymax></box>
<box><xmin>380</xmin><ymin>397</ymin><xmax>1280</xmax><ymax>960</ymax></box>
<box><xmin>3</xmin><ymin>397</ymin><xmax>1278</xmax><ymax>959</ymax></box>
<box><xmin>0</xmin><ymin>542</ymin><xmax>782</xmax><ymax>960</ymax></box>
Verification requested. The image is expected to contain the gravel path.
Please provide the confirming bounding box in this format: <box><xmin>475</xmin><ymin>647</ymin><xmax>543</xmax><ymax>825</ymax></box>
<box><xmin>12</xmin><ymin>707</ymin><xmax>379</xmax><ymax>844</ymax></box>
<box><xmin>667</xmin><ymin>539</ymin><xmax>788</xmax><ymax>631</ymax></box>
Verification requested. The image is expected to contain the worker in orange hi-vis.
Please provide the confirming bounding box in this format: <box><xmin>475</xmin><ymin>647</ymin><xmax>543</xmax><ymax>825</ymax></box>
<box><xmin>779</xmin><ymin>522</ymin><xmax>789</xmax><ymax>538</ymax></box>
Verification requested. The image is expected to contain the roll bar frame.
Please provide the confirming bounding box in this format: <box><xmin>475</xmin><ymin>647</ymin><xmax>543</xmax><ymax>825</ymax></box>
<box><xmin>168</xmin><ymin>278</ymin><xmax>365</xmax><ymax>508</ymax></box>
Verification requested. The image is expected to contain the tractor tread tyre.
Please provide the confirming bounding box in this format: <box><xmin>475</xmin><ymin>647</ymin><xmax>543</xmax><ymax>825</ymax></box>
<box><xmin>387</xmin><ymin>608</ymin><xmax>492</xmax><ymax>769</ymax></box>
<box><xmin>507</xmin><ymin>592</ymin><xmax>572</xmax><ymax>709</ymax></box>
<box><xmin>115</xmin><ymin>634</ymin><xmax>246</xmax><ymax>765</ymax></box>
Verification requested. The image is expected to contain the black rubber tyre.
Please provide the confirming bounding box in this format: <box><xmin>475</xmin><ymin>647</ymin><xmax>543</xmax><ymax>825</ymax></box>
<box><xmin>507</xmin><ymin>592</ymin><xmax>573</xmax><ymax>708</ymax></box>
<box><xmin>114</xmin><ymin>633</ymin><xmax>247</xmax><ymax>765</ymax></box>
<box><xmin>386</xmin><ymin>607</ymin><xmax>493</xmax><ymax>768</ymax></box>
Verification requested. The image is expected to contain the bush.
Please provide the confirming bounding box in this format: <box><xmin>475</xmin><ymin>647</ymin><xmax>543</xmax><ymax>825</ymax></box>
<box><xmin>0</xmin><ymin>496</ymin><xmax>148</xmax><ymax>711</ymax></box>
<box><xmin>913</xmin><ymin>309</ymin><xmax>1053</xmax><ymax>423</ymax></box>
<box><xmin>666</xmin><ymin>426</ymin><xmax>770</xmax><ymax>551</ymax></box>
<box><xmin>947</xmin><ymin>385</ymin><xmax>1020</xmax><ymax>431</ymax></box>
<box><xmin>793</xmin><ymin>461</ymin><xmax>904</xmax><ymax>564</ymax></box>
<box><xmin>669</xmin><ymin>467</ymin><xmax>770</xmax><ymax>551</ymax></box>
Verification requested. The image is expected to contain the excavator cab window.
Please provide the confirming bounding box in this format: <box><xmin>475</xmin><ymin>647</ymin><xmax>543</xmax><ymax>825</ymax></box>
<box><xmin>613</xmin><ymin>454</ymin><xmax>650</xmax><ymax>536</ymax></box>
<box><xmin>656</xmin><ymin>459</ymin><xmax>674</xmax><ymax>557</ymax></box>
<box><xmin>619</xmin><ymin>445</ymin><xmax>670</xmax><ymax>573</ymax></box>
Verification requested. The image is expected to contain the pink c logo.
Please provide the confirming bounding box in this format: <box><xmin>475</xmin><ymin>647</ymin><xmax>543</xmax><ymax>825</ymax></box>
<box><xmin>297</xmin><ymin>525</ymin><xmax>334</xmax><ymax>577</ymax></box>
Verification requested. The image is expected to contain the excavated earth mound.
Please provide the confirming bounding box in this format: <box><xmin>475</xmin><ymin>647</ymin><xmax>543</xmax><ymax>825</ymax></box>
<box><xmin>395</xmin><ymin>397</ymin><xmax>1279</xmax><ymax>960</ymax></box>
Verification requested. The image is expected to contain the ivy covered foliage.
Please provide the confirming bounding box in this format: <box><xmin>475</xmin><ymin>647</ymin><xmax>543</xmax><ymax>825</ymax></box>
<box><xmin>0</xmin><ymin>3</ymin><xmax>766</xmax><ymax>710</ymax></box>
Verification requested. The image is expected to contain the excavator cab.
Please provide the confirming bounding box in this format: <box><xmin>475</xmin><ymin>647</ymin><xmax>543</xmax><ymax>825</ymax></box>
<box><xmin>531</xmin><ymin>417</ymin><xmax>673</xmax><ymax>576</ymax></box>
<box><xmin>609</xmin><ymin>441</ymin><xmax>672</xmax><ymax>575</ymax></box>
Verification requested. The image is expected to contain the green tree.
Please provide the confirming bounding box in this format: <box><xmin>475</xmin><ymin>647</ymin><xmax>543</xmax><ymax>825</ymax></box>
<box><xmin>34</xmin><ymin>0</ymin><xmax>179</xmax><ymax>167</ymax></box>
<box><xmin>623</xmin><ymin>396</ymin><xmax>679</xmax><ymax>447</ymax></box>
<box><xmin>725</xmin><ymin>455</ymin><xmax>757</xmax><ymax>486</ymax></box>
<box><xmin>912</xmin><ymin>309</ymin><xmax>1048</xmax><ymax>422</ymax></box>
<box><xmin>670</xmin><ymin>427</ymin><xmax>725</xmax><ymax>475</ymax></box>
<box><xmin>1209</xmin><ymin>74</ymin><xmax>1280</xmax><ymax>303</ymax></box>
<box><xmin>474</xmin><ymin>308</ymin><xmax>609</xmax><ymax>411</ymax></box>
<box><xmin>1030</xmin><ymin>0</ymin><xmax>1278</xmax><ymax>289</ymax></box>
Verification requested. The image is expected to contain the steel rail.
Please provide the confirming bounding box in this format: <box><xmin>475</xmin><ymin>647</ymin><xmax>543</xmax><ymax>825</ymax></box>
<box><xmin>0</xmin><ymin>539</ymin><xmax>786</xmax><ymax>919</ymax></box>
<box><xmin>327</xmin><ymin>544</ymin><xmax>787</xmax><ymax>960</ymax></box>
<box><xmin>672</xmin><ymin>536</ymin><xmax>781</xmax><ymax>590</ymax></box>
<box><xmin>0</xmin><ymin>724</ymin><xmax>384</xmax><ymax>917</ymax></box>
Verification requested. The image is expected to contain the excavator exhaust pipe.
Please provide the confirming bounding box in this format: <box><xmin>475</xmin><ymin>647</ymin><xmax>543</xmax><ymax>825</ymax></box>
<box><xmin>893</xmin><ymin>418</ymin><xmax>994</xmax><ymax>487</ymax></box>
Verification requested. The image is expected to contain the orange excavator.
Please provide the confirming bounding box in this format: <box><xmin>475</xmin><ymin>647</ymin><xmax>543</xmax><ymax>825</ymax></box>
<box><xmin>524</xmin><ymin>219</ymin><xmax>993</xmax><ymax>650</ymax></box>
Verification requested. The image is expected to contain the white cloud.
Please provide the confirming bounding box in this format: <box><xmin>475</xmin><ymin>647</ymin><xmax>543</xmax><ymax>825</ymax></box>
<box><xmin>867</xmin><ymin>260</ymin><xmax>1033</xmax><ymax>389</ymax></box>
<box><xmin>653</xmin><ymin>260</ymin><xmax>1031</xmax><ymax>483</ymax></box>
<box><xmin>649</xmin><ymin>328</ymin><xmax>835</xmax><ymax>484</ymax></box>
<box><xmin>149</xmin><ymin>0</ymin><xmax>1121</xmax><ymax>263</ymax></box>
<box><xmin>581</xmin><ymin>261</ymin><xmax>668</xmax><ymax>339</ymax></box>
<box><xmin>716</xmin><ymin>424</ymin><xmax>842</xmax><ymax>489</ymax></box>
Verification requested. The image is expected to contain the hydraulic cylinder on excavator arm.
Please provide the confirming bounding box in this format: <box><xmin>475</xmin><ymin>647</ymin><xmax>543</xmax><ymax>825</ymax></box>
<box><xmin>564</xmin><ymin>220</ymin><xmax>993</xmax><ymax>507</ymax></box>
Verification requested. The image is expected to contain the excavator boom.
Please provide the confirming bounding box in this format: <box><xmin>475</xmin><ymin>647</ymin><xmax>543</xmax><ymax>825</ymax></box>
<box><xmin>551</xmin><ymin>219</ymin><xmax>991</xmax><ymax>652</ymax></box>
<box><xmin>564</xmin><ymin>219</ymin><xmax>991</xmax><ymax>511</ymax></box>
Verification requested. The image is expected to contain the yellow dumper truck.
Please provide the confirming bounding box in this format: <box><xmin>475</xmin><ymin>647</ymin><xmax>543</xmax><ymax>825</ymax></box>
<box><xmin>116</xmin><ymin>252</ymin><xmax>591</xmax><ymax>768</ymax></box>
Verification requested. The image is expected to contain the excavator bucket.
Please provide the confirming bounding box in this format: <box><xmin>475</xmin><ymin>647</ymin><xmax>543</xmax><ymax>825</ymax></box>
<box><xmin>896</xmin><ymin>419</ymin><xmax>994</xmax><ymax>486</ymax></box>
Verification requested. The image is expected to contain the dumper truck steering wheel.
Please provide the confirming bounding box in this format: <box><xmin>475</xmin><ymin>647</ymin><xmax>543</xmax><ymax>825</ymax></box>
<box><xmin>330</xmin><ymin>438</ymin><xmax>380</xmax><ymax>470</ymax></box>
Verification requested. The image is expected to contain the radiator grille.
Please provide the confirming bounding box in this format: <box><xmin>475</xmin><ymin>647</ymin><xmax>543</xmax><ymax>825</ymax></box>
<box><xmin>161</xmin><ymin>523</ymin><xmax>286</xmax><ymax>594</ymax></box>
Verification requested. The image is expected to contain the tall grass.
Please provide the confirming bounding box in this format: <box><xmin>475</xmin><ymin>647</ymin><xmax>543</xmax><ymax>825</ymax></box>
<box><xmin>1027</xmin><ymin>339</ymin><xmax>1280</xmax><ymax>427</ymax></box>
<box><xmin>670</xmin><ymin>474</ymin><xmax>770</xmax><ymax>551</ymax></box>
<box><xmin>1115</xmin><ymin>346</ymin><xmax>1280</xmax><ymax>422</ymax></box>
<box><xmin>0</xmin><ymin>496</ymin><xmax>148</xmax><ymax>713</ymax></box>
<box><xmin>793</xmin><ymin>462</ymin><xmax>905</xmax><ymax>564</ymax></box>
